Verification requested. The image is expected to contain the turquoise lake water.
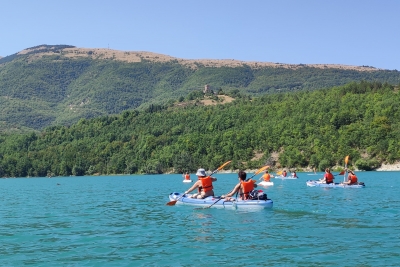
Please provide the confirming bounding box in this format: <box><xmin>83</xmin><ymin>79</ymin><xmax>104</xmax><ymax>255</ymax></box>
<box><xmin>0</xmin><ymin>171</ymin><xmax>399</xmax><ymax>266</ymax></box>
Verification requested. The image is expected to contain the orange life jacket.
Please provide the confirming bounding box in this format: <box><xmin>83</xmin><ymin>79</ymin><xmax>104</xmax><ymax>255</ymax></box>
<box><xmin>282</xmin><ymin>171</ymin><xmax>287</xmax><ymax>177</ymax></box>
<box><xmin>349</xmin><ymin>174</ymin><xmax>358</xmax><ymax>184</ymax></box>
<box><xmin>184</xmin><ymin>174</ymin><xmax>190</xmax><ymax>180</ymax></box>
<box><xmin>325</xmin><ymin>173</ymin><xmax>334</xmax><ymax>183</ymax></box>
<box><xmin>262</xmin><ymin>173</ymin><xmax>271</xmax><ymax>182</ymax></box>
<box><xmin>199</xmin><ymin>177</ymin><xmax>213</xmax><ymax>192</ymax></box>
<box><xmin>241</xmin><ymin>180</ymin><xmax>254</xmax><ymax>200</ymax></box>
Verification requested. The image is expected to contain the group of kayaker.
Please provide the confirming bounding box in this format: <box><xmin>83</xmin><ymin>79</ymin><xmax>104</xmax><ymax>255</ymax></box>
<box><xmin>320</xmin><ymin>168</ymin><xmax>358</xmax><ymax>185</ymax></box>
<box><xmin>259</xmin><ymin>169</ymin><xmax>299</xmax><ymax>182</ymax></box>
<box><xmin>183</xmin><ymin>168</ymin><xmax>257</xmax><ymax>201</ymax></box>
<box><xmin>182</xmin><ymin>166</ymin><xmax>359</xmax><ymax>200</ymax></box>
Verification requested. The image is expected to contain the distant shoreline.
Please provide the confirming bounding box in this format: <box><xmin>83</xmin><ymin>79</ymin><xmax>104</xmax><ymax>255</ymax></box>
<box><xmin>375</xmin><ymin>162</ymin><xmax>400</xmax><ymax>171</ymax></box>
<box><xmin>215</xmin><ymin>162</ymin><xmax>400</xmax><ymax>174</ymax></box>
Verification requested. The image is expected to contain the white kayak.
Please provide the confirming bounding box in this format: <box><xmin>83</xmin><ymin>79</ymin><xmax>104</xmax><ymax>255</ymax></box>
<box><xmin>258</xmin><ymin>181</ymin><xmax>274</xmax><ymax>186</ymax></box>
<box><xmin>168</xmin><ymin>192</ymin><xmax>273</xmax><ymax>209</ymax></box>
<box><xmin>183</xmin><ymin>180</ymin><xmax>193</xmax><ymax>183</ymax></box>
<box><xmin>306</xmin><ymin>180</ymin><xmax>365</xmax><ymax>188</ymax></box>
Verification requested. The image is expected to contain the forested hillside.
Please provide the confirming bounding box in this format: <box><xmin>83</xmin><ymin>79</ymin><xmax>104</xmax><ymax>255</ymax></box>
<box><xmin>1</xmin><ymin>45</ymin><xmax>400</xmax><ymax>132</ymax></box>
<box><xmin>0</xmin><ymin>81</ymin><xmax>398</xmax><ymax>177</ymax></box>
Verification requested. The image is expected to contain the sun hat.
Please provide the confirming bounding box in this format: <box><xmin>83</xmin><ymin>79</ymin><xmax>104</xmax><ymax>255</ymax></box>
<box><xmin>196</xmin><ymin>168</ymin><xmax>206</xmax><ymax>176</ymax></box>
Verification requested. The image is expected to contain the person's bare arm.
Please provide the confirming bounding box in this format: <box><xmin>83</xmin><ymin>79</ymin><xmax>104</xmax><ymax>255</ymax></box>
<box><xmin>184</xmin><ymin>181</ymin><xmax>200</xmax><ymax>194</ymax></box>
<box><xmin>225</xmin><ymin>183</ymin><xmax>240</xmax><ymax>197</ymax></box>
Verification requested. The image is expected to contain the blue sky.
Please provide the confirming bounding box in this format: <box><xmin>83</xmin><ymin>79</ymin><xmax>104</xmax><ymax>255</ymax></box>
<box><xmin>1</xmin><ymin>0</ymin><xmax>399</xmax><ymax>70</ymax></box>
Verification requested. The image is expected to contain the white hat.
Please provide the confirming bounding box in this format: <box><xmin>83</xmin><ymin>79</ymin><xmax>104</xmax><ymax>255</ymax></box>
<box><xmin>196</xmin><ymin>168</ymin><xmax>206</xmax><ymax>176</ymax></box>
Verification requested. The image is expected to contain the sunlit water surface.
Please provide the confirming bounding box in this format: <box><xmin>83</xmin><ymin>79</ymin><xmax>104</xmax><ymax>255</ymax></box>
<box><xmin>0</xmin><ymin>172</ymin><xmax>399</xmax><ymax>266</ymax></box>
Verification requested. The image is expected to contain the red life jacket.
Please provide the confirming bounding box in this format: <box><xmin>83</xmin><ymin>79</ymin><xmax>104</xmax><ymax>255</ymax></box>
<box><xmin>325</xmin><ymin>173</ymin><xmax>334</xmax><ymax>183</ymax></box>
<box><xmin>262</xmin><ymin>173</ymin><xmax>271</xmax><ymax>182</ymax></box>
<box><xmin>199</xmin><ymin>177</ymin><xmax>213</xmax><ymax>192</ymax></box>
<box><xmin>184</xmin><ymin>174</ymin><xmax>190</xmax><ymax>180</ymax></box>
<box><xmin>349</xmin><ymin>174</ymin><xmax>358</xmax><ymax>184</ymax></box>
<box><xmin>241</xmin><ymin>180</ymin><xmax>254</xmax><ymax>200</ymax></box>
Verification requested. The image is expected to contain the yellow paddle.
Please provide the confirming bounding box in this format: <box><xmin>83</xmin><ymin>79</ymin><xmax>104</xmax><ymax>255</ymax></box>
<box><xmin>343</xmin><ymin>155</ymin><xmax>349</xmax><ymax>182</ymax></box>
<box><xmin>247</xmin><ymin>165</ymin><xmax>270</xmax><ymax>182</ymax></box>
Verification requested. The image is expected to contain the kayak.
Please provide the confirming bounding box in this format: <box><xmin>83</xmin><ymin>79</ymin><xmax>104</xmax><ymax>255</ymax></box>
<box><xmin>258</xmin><ymin>181</ymin><xmax>274</xmax><ymax>186</ymax></box>
<box><xmin>168</xmin><ymin>192</ymin><xmax>273</xmax><ymax>209</ymax></box>
<box><xmin>306</xmin><ymin>180</ymin><xmax>365</xmax><ymax>188</ymax></box>
<box><xmin>183</xmin><ymin>180</ymin><xmax>193</xmax><ymax>183</ymax></box>
<box><xmin>275</xmin><ymin>176</ymin><xmax>298</xmax><ymax>179</ymax></box>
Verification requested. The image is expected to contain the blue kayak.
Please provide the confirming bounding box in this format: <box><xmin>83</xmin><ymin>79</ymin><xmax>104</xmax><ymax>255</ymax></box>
<box><xmin>168</xmin><ymin>192</ymin><xmax>273</xmax><ymax>209</ymax></box>
<box><xmin>306</xmin><ymin>180</ymin><xmax>365</xmax><ymax>188</ymax></box>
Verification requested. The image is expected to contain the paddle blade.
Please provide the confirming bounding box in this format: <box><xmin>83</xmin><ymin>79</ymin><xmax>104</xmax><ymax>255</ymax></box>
<box><xmin>217</xmin><ymin>160</ymin><xmax>232</xmax><ymax>171</ymax></box>
<box><xmin>255</xmin><ymin>165</ymin><xmax>269</xmax><ymax>175</ymax></box>
<box><xmin>166</xmin><ymin>200</ymin><xmax>178</xmax><ymax>206</ymax></box>
<box><xmin>345</xmin><ymin>155</ymin><xmax>349</xmax><ymax>165</ymax></box>
<box><xmin>211</xmin><ymin>160</ymin><xmax>232</xmax><ymax>174</ymax></box>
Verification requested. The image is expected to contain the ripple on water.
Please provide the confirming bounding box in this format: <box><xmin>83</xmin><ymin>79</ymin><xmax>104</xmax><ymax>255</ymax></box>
<box><xmin>0</xmin><ymin>173</ymin><xmax>399</xmax><ymax>266</ymax></box>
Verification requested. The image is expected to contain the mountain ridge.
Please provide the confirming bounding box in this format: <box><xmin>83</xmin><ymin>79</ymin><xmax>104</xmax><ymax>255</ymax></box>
<box><xmin>11</xmin><ymin>44</ymin><xmax>382</xmax><ymax>71</ymax></box>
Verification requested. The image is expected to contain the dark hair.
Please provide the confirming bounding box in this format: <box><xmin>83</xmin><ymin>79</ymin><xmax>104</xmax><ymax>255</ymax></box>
<box><xmin>238</xmin><ymin>170</ymin><xmax>247</xmax><ymax>181</ymax></box>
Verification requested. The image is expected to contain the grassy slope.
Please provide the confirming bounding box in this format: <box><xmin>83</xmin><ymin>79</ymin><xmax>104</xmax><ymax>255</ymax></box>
<box><xmin>1</xmin><ymin>45</ymin><xmax>400</xmax><ymax>132</ymax></box>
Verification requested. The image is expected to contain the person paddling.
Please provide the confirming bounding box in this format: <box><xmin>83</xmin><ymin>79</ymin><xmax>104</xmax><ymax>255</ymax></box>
<box><xmin>260</xmin><ymin>170</ymin><xmax>273</xmax><ymax>182</ymax></box>
<box><xmin>222</xmin><ymin>170</ymin><xmax>258</xmax><ymax>201</ymax></box>
<box><xmin>184</xmin><ymin>168</ymin><xmax>217</xmax><ymax>199</ymax></box>
<box><xmin>320</xmin><ymin>168</ymin><xmax>334</xmax><ymax>184</ymax></box>
<box><xmin>342</xmin><ymin>170</ymin><xmax>358</xmax><ymax>185</ymax></box>
<box><xmin>183</xmin><ymin>172</ymin><xmax>191</xmax><ymax>181</ymax></box>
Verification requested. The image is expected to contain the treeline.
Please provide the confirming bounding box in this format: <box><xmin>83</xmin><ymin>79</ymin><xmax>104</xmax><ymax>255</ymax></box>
<box><xmin>0</xmin><ymin>81</ymin><xmax>399</xmax><ymax>177</ymax></box>
<box><xmin>1</xmin><ymin>47</ymin><xmax>400</xmax><ymax>132</ymax></box>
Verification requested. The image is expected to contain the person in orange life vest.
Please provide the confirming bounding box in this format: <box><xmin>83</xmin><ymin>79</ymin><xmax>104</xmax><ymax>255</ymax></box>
<box><xmin>260</xmin><ymin>170</ymin><xmax>273</xmax><ymax>182</ymax></box>
<box><xmin>222</xmin><ymin>170</ymin><xmax>258</xmax><ymax>201</ymax></box>
<box><xmin>320</xmin><ymin>168</ymin><xmax>334</xmax><ymax>184</ymax></box>
<box><xmin>182</xmin><ymin>172</ymin><xmax>190</xmax><ymax>180</ymax></box>
<box><xmin>184</xmin><ymin>168</ymin><xmax>217</xmax><ymax>199</ymax></box>
<box><xmin>343</xmin><ymin>170</ymin><xmax>358</xmax><ymax>185</ymax></box>
<box><xmin>291</xmin><ymin>171</ymin><xmax>298</xmax><ymax>178</ymax></box>
<box><xmin>282</xmin><ymin>170</ymin><xmax>287</xmax><ymax>177</ymax></box>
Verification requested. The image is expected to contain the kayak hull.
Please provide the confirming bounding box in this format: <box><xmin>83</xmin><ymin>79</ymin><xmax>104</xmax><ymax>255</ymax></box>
<box><xmin>306</xmin><ymin>180</ymin><xmax>365</xmax><ymax>188</ymax></box>
<box><xmin>183</xmin><ymin>180</ymin><xmax>193</xmax><ymax>183</ymax></box>
<box><xmin>258</xmin><ymin>181</ymin><xmax>274</xmax><ymax>186</ymax></box>
<box><xmin>168</xmin><ymin>192</ymin><xmax>273</xmax><ymax>209</ymax></box>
